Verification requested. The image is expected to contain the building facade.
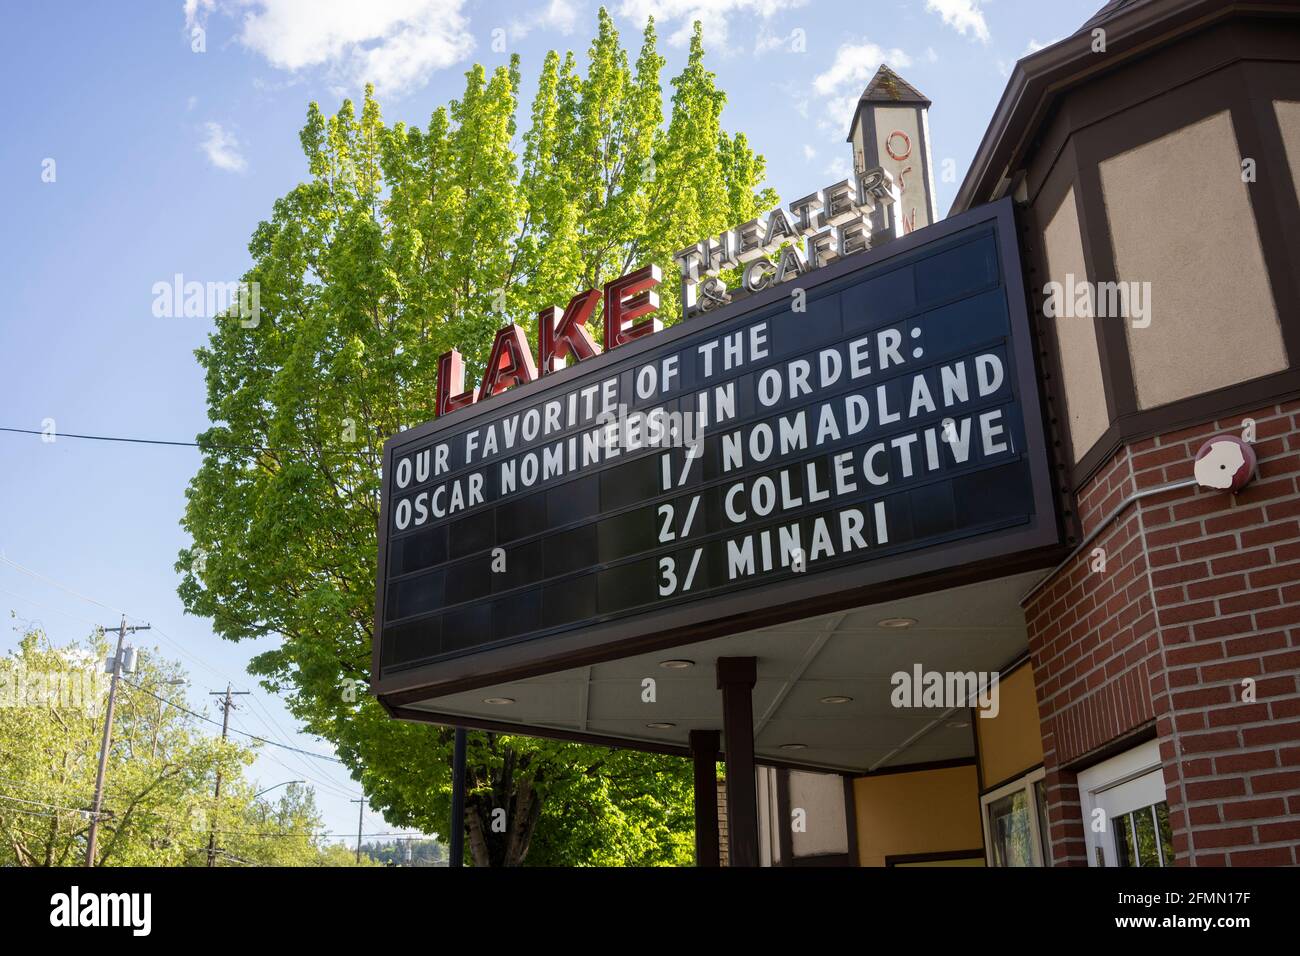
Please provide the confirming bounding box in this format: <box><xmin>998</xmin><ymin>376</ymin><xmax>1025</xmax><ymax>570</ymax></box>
<box><xmin>375</xmin><ymin>0</ymin><xmax>1300</xmax><ymax>867</ymax></box>
<box><xmin>951</xmin><ymin>0</ymin><xmax>1300</xmax><ymax>868</ymax></box>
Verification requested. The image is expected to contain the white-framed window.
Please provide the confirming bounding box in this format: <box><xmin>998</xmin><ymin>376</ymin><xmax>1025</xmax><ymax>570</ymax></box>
<box><xmin>1076</xmin><ymin>739</ymin><xmax>1174</xmax><ymax>867</ymax></box>
<box><xmin>980</xmin><ymin>767</ymin><xmax>1049</xmax><ymax>867</ymax></box>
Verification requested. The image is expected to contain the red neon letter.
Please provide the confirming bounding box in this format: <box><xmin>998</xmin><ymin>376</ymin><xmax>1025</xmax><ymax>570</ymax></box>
<box><xmin>539</xmin><ymin>289</ymin><xmax>602</xmax><ymax>373</ymax></box>
<box><xmin>477</xmin><ymin>324</ymin><xmax>538</xmax><ymax>400</ymax></box>
<box><xmin>603</xmin><ymin>264</ymin><xmax>662</xmax><ymax>351</ymax></box>
<box><xmin>436</xmin><ymin>349</ymin><xmax>477</xmax><ymax>417</ymax></box>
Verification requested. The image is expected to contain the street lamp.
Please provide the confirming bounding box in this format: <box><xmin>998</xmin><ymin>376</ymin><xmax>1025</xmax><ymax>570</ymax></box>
<box><xmin>254</xmin><ymin>780</ymin><xmax>306</xmax><ymax>799</ymax></box>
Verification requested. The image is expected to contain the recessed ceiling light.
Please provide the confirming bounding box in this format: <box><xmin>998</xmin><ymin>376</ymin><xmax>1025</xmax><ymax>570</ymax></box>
<box><xmin>482</xmin><ymin>697</ymin><xmax>515</xmax><ymax>705</ymax></box>
<box><xmin>877</xmin><ymin>617</ymin><xmax>917</xmax><ymax>629</ymax></box>
<box><xmin>645</xmin><ymin>722</ymin><xmax>676</xmax><ymax>729</ymax></box>
<box><xmin>779</xmin><ymin>743</ymin><xmax>808</xmax><ymax>751</ymax></box>
<box><xmin>820</xmin><ymin>695</ymin><xmax>854</xmax><ymax>704</ymax></box>
<box><xmin>659</xmin><ymin>659</ymin><xmax>695</xmax><ymax>669</ymax></box>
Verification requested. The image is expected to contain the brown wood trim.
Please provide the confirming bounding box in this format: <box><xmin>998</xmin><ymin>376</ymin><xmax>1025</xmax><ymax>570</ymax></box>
<box><xmin>1072</xmin><ymin>158</ymin><xmax>1138</xmax><ymax>424</ymax></box>
<box><xmin>885</xmin><ymin>848</ymin><xmax>985</xmax><ymax>867</ymax></box>
<box><xmin>1071</xmin><ymin>421</ymin><xmax>1130</xmax><ymax>494</ymax></box>
<box><xmin>999</xmin><ymin>653</ymin><xmax>1033</xmax><ymax>680</ymax></box>
<box><xmin>1016</xmin><ymin>20</ymin><xmax>1300</xmax><ymax>493</ymax></box>
<box><xmin>689</xmin><ymin>729</ymin><xmax>721</xmax><ymax>867</ymax></box>
<box><xmin>971</xmin><ymin>706</ymin><xmax>985</xmax><ymax>793</ymax></box>
<box><xmin>842</xmin><ymin>774</ymin><xmax>860</xmax><ymax>867</ymax></box>
<box><xmin>853</xmin><ymin>756</ymin><xmax>976</xmax><ymax>779</ymax></box>
<box><xmin>980</xmin><ymin>762</ymin><xmax>1046</xmax><ymax>798</ymax></box>
<box><xmin>1018</xmin><ymin>163</ymin><xmax>1085</xmax><ymax>548</ymax></box>
<box><xmin>388</xmin><ymin>704</ymin><xmax>851</xmax><ymax>775</ymax></box>
<box><xmin>718</xmin><ymin>657</ymin><xmax>759</xmax><ymax>867</ymax></box>
<box><xmin>775</xmin><ymin>767</ymin><xmax>794</xmax><ymax>867</ymax></box>
<box><xmin>952</xmin><ymin>0</ymin><xmax>1300</xmax><ymax>214</ymax></box>
<box><xmin>1232</xmin><ymin>60</ymin><xmax>1300</xmax><ymax>362</ymax></box>
<box><xmin>1067</xmin><ymin>46</ymin><xmax>1300</xmax><ymax>429</ymax></box>
<box><xmin>1070</xmin><ymin>371</ymin><xmax>1300</xmax><ymax>492</ymax></box>
<box><xmin>790</xmin><ymin>852</ymin><xmax>857</xmax><ymax>867</ymax></box>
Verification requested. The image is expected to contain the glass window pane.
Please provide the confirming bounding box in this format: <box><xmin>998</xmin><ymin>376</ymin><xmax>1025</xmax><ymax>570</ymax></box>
<box><xmin>1133</xmin><ymin>803</ymin><xmax>1159</xmax><ymax>866</ymax></box>
<box><xmin>1034</xmin><ymin>780</ymin><xmax>1050</xmax><ymax>866</ymax></box>
<box><xmin>1155</xmin><ymin>801</ymin><xmax>1174</xmax><ymax>866</ymax></box>
<box><xmin>1113</xmin><ymin>812</ymin><xmax>1135</xmax><ymax>867</ymax></box>
<box><xmin>988</xmin><ymin>789</ymin><xmax>1033</xmax><ymax>867</ymax></box>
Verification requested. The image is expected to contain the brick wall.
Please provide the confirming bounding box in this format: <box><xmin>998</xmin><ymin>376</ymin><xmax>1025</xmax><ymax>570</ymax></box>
<box><xmin>1025</xmin><ymin>400</ymin><xmax>1300</xmax><ymax>865</ymax></box>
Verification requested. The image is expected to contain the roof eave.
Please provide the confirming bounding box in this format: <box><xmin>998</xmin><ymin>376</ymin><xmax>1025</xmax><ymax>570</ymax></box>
<box><xmin>948</xmin><ymin>0</ymin><xmax>1295</xmax><ymax>216</ymax></box>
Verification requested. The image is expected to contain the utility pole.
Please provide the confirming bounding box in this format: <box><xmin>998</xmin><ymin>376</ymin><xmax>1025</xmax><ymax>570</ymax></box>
<box><xmin>350</xmin><ymin>798</ymin><xmax>365</xmax><ymax>865</ymax></box>
<box><xmin>206</xmin><ymin>683</ymin><xmax>249</xmax><ymax>867</ymax></box>
<box><xmin>85</xmin><ymin>615</ymin><xmax>149</xmax><ymax>867</ymax></box>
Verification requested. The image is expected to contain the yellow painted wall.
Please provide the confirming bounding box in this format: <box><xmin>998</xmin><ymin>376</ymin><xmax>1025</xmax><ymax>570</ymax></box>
<box><xmin>976</xmin><ymin>664</ymin><xmax>1045</xmax><ymax>788</ymax></box>
<box><xmin>853</xmin><ymin>765</ymin><xmax>983</xmax><ymax>867</ymax></box>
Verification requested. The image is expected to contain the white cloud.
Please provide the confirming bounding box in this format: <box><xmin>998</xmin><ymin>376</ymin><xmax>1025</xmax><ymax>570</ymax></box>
<box><xmin>925</xmin><ymin>0</ymin><xmax>990</xmax><ymax>43</ymax></box>
<box><xmin>194</xmin><ymin>0</ymin><xmax>476</xmax><ymax>96</ymax></box>
<box><xmin>802</xmin><ymin>144</ymin><xmax>816</xmax><ymax>161</ymax></box>
<box><xmin>511</xmin><ymin>0</ymin><xmax>580</xmax><ymax>40</ymax></box>
<box><xmin>754</xmin><ymin>24</ymin><xmax>804</xmax><ymax>54</ymax></box>
<box><xmin>823</xmin><ymin>155</ymin><xmax>851</xmax><ymax>180</ymax></box>
<box><xmin>617</xmin><ymin>0</ymin><xmax>808</xmax><ymax>52</ymax></box>
<box><xmin>812</xmin><ymin>41</ymin><xmax>911</xmax><ymax>96</ymax></box>
<box><xmin>811</xmin><ymin>40</ymin><xmax>911</xmax><ymax>131</ymax></box>
<box><xmin>754</xmin><ymin>26</ymin><xmax>783</xmax><ymax>54</ymax></box>
<box><xmin>184</xmin><ymin>0</ymin><xmax>214</xmax><ymax>31</ymax></box>
<box><xmin>924</xmin><ymin>46</ymin><xmax>938</xmax><ymax>64</ymax></box>
<box><xmin>201</xmin><ymin>121</ymin><xmax>247</xmax><ymax>172</ymax></box>
<box><xmin>1023</xmin><ymin>36</ymin><xmax>1063</xmax><ymax>56</ymax></box>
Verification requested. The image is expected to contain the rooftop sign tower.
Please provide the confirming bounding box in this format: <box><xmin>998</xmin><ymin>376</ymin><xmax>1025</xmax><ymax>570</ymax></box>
<box><xmin>848</xmin><ymin>64</ymin><xmax>939</xmax><ymax>239</ymax></box>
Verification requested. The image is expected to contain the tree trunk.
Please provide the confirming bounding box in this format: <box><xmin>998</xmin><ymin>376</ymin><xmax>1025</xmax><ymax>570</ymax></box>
<box><xmin>465</xmin><ymin>805</ymin><xmax>491</xmax><ymax>867</ymax></box>
<box><xmin>504</xmin><ymin>776</ymin><xmax>541</xmax><ymax>865</ymax></box>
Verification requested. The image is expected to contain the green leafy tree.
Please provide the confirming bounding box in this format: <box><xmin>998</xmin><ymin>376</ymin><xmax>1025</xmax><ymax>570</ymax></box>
<box><xmin>178</xmin><ymin>9</ymin><xmax>775</xmax><ymax>866</ymax></box>
<box><xmin>0</xmin><ymin>628</ymin><xmax>344</xmax><ymax>866</ymax></box>
<box><xmin>360</xmin><ymin>836</ymin><xmax>445</xmax><ymax>866</ymax></box>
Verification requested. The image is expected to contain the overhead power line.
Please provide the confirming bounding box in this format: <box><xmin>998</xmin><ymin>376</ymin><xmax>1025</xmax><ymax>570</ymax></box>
<box><xmin>122</xmin><ymin>678</ymin><xmax>345</xmax><ymax>765</ymax></box>
<box><xmin>0</xmin><ymin>425</ymin><xmax>374</xmax><ymax>457</ymax></box>
<box><xmin>0</xmin><ymin>791</ymin><xmax>88</xmax><ymax>815</ymax></box>
<box><xmin>0</xmin><ymin>553</ymin><xmax>320</xmax><ymax>759</ymax></box>
<box><xmin>0</xmin><ymin>554</ymin><xmax>123</xmax><ymax>616</ymax></box>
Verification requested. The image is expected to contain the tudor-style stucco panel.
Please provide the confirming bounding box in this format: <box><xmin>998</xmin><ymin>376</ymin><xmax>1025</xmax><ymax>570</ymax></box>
<box><xmin>1043</xmin><ymin>188</ymin><xmax>1110</xmax><ymax>462</ymax></box>
<box><xmin>1276</xmin><ymin>99</ymin><xmax>1300</xmax><ymax>206</ymax></box>
<box><xmin>1100</xmin><ymin>110</ymin><xmax>1286</xmax><ymax>410</ymax></box>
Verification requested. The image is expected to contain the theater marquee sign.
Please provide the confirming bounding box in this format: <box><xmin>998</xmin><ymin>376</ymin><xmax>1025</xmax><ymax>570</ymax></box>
<box><xmin>373</xmin><ymin>199</ymin><xmax>1058</xmax><ymax>706</ymax></box>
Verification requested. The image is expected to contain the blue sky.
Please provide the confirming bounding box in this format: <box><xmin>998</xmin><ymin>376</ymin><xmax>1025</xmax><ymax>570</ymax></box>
<box><xmin>0</xmin><ymin>0</ymin><xmax>1102</xmax><ymax>851</ymax></box>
